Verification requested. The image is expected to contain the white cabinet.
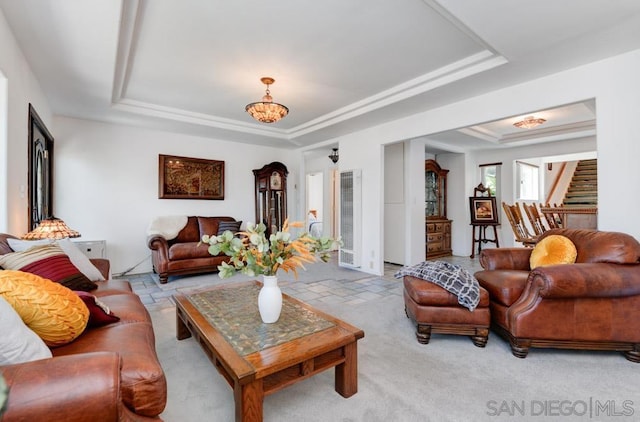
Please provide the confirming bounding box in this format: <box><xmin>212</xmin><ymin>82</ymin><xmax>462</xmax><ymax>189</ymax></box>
<box><xmin>73</xmin><ymin>240</ymin><xmax>106</xmax><ymax>259</ymax></box>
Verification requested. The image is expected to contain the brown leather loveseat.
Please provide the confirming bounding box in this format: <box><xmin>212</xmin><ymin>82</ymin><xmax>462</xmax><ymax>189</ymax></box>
<box><xmin>475</xmin><ymin>229</ymin><xmax>640</xmax><ymax>362</ymax></box>
<box><xmin>147</xmin><ymin>216</ymin><xmax>239</xmax><ymax>283</ymax></box>
<box><xmin>0</xmin><ymin>233</ymin><xmax>167</xmax><ymax>421</ymax></box>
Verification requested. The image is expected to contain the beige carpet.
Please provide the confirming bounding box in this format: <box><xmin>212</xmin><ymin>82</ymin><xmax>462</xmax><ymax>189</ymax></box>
<box><xmin>148</xmin><ymin>259</ymin><xmax>638</xmax><ymax>421</ymax></box>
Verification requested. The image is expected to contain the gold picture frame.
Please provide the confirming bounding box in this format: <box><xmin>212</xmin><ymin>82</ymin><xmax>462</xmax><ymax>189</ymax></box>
<box><xmin>469</xmin><ymin>197</ymin><xmax>498</xmax><ymax>224</ymax></box>
<box><xmin>159</xmin><ymin>154</ymin><xmax>224</xmax><ymax>200</ymax></box>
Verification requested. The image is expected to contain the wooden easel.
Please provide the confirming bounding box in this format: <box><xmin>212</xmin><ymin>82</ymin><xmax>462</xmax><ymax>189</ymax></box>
<box><xmin>470</xmin><ymin>183</ymin><xmax>500</xmax><ymax>258</ymax></box>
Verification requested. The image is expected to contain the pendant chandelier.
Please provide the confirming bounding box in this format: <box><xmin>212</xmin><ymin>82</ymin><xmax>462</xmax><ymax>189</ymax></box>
<box><xmin>245</xmin><ymin>77</ymin><xmax>289</xmax><ymax>123</ymax></box>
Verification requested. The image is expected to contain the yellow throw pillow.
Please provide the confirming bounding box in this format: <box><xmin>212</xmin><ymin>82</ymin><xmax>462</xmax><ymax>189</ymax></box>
<box><xmin>0</xmin><ymin>270</ymin><xmax>89</xmax><ymax>347</ymax></box>
<box><xmin>530</xmin><ymin>235</ymin><xmax>578</xmax><ymax>269</ymax></box>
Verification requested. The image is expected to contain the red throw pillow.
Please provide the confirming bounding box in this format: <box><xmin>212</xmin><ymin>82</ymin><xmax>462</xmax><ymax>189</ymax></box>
<box><xmin>74</xmin><ymin>291</ymin><xmax>120</xmax><ymax>327</ymax></box>
<box><xmin>0</xmin><ymin>244</ymin><xmax>97</xmax><ymax>291</ymax></box>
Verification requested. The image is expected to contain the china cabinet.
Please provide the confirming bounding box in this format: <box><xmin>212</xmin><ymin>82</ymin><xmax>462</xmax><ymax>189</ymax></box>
<box><xmin>253</xmin><ymin>162</ymin><xmax>288</xmax><ymax>236</ymax></box>
<box><xmin>425</xmin><ymin>159</ymin><xmax>452</xmax><ymax>259</ymax></box>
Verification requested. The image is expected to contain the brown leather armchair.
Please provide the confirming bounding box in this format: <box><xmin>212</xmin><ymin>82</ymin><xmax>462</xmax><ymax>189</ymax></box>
<box><xmin>475</xmin><ymin>229</ymin><xmax>640</xmax><ymax>362</ymax></box>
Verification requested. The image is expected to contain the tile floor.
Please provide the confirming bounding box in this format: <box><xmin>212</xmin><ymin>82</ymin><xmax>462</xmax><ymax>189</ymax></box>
<box><xmin>124</xmin><ymin>255</ymin><xmax>483</xmax><ymax>312</ymax></box>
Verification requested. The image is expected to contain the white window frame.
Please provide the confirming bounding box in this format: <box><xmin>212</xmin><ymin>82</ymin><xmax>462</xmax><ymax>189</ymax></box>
<box><xmin>516</xmin><ymin>161</ymin><xmax>539</xmax><ymax>201</ymax></box>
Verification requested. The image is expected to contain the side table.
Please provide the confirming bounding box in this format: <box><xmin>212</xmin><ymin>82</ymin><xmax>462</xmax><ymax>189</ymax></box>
<box><xmin>73</xmin><ymin>240</ymin><xmax>107</xmax><ymax>259</ymax></box>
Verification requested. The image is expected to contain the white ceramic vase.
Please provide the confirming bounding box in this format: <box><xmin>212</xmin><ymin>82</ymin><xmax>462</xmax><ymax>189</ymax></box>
<box><xmin>258</xmin><ymin>275</ymin><xmax>282</xmax><ymax>323</ymax></box>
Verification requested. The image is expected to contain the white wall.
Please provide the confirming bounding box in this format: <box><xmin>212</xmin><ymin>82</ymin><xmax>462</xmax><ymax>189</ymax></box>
<box><xmin>0</xmin><ymin>8</ymin><xmax>52</xmax><ymax>233</ymax></box>
<box><xmin>435</xmin><ymin>153</ymin><xmax>466</xmax><ymax>256</ymax></box>
<box><xmin>383</xmin><ymin>142</ymin><xmax>405</xmax><ymax>265</ymax></box>
<box><xmin>0</xmin><ymin>71</ymin><xmax>7</xmax><ymax>231</ymax></box>
<box><xmin>334</xmin><ymin>132</ymin><xmax>384</xmax><ymax>273</ymax></box>
<box><xmin>406</xmin><ymin>138</ymin><xmax>427</xmax><ymax>265</ymax></box>
<box><xmin>324</xmin><ymin>49</ymin><xmax>640</xmax><ymax>272</ymax></box>
<box><xmin>52</xmin><ymin>116</ymin><xmax>297</xmax><ymax>274</ymax></box>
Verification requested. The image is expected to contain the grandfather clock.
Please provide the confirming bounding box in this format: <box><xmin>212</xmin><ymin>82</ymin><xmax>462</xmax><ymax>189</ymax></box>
<box><xmin>253</xmin><ymin>162</ymin><xmax>288</xmax><ymax>235</ymax></box>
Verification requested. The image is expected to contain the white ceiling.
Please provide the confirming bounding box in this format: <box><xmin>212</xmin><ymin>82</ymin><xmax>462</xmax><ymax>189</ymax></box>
<box><xmin>2</xmin><ymin>0</ymin><xmax>640</xmax><ymax>150</ymax></box>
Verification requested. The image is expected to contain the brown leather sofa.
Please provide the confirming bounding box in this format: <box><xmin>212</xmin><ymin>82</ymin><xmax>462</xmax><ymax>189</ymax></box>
<box><xmin>147</xmin><ymin>216</ymin><xmax>238</xmax><ymax>284</ymax></box>
<box><xmin>0</xmin><ymin>234</ymin><xmax>167</xmax><ymax>421</ymax></box>
<box><xmin>475</xmin><ymin>229</ymin><xmax>640</xmax><ymax>362</ymax></box>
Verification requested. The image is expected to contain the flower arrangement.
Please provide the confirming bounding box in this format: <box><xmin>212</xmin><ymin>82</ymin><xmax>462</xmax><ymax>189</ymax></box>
<box><xmin>202</xmin><ymin>219</ymin><xmax>337</xmax><ymax>278</ymax></box>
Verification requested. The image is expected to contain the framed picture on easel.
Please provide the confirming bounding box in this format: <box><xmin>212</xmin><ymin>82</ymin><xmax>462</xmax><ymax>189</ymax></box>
<box><xmin>469</xmin><ymin>197</ymin><xmax>498</xmax><ymax>224</ymax></box>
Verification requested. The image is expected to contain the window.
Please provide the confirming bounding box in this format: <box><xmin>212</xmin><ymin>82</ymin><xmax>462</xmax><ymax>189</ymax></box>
<box><xmin>517</xmin><ymin>161</ymin><xmax>539</xmax><ymax>200</ymax></box>
<box><xmin>480</xmin><ymin>165</ymin><xmax>498</xmax><ymax>196</ymax></box>
<box><xmin>479</xmin><ymin>162</ymin><xmax>501</xmax><ymax>217</ymax></box>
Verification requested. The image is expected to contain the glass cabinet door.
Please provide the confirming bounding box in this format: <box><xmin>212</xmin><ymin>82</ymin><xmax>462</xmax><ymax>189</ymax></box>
<box><xmin>425</xmin><ymin>159</ymin><xmax>448</xmax><ymax>219</ymax></box>
<box><xmin>425</xmin><ymin>170</ymin><xmax>438</xmax><ymax>217</ymax></box>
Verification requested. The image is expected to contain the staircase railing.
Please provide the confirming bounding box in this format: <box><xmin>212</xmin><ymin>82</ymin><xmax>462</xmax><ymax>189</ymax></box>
<box><xmin>545</xmin><ymin>162</ymin><xmax>567</xmax><ymax>205</ymax></box>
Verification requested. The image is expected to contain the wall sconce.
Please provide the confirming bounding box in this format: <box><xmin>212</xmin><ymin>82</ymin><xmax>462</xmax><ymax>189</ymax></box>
<box><xmin>328</xmin><ymin>148</ymin><xmax>339</xmax><ymax>164</ymax></box>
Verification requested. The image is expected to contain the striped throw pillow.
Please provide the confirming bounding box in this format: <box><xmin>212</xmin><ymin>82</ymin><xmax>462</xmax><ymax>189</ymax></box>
<box><xmin>217</xmin><ymin>220</ymin><xmax>242</xmax><ymax>235</ymax></box>
<box><xmin>0</xmin><ymin>244</ymin><xmax>97</xmax><ymax>291</ymax></box>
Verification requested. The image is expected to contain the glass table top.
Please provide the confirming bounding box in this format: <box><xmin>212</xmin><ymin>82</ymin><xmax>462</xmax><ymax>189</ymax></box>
<box><xmin>186</xmin><ymin>283</ymin><xmax>336</xmax><ymax>356</ymax></box>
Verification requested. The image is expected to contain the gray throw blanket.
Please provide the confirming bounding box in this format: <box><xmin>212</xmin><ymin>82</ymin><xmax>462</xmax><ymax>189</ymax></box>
<box><xmin>394</xmin><ymin>261</ymin><xmax>481</xmax><ymax>311</ymax></box>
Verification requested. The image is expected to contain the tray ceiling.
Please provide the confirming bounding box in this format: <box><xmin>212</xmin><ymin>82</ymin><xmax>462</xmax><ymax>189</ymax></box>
<box><xmin>1</xmin><ymin>0</ymin><xmax>640</xmax><ymax>149</ymax></box>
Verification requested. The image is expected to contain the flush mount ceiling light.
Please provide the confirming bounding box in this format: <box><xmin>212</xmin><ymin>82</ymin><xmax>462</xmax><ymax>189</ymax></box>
<box><xmin>513</xmin><ymin>115</ymin><xmax>546</xmax><ymax>129</ymax></box>
<box><xmin>245</xmin><ymin>77</ymin><xmax>289</xmax><ymax>124</ymax></box>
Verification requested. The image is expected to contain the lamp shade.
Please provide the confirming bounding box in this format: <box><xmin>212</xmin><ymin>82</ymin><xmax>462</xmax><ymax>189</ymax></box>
<box><xmin>22</xmin><ymin>217</ymin><xmax>81</xmax><ymax>240</ymax></box>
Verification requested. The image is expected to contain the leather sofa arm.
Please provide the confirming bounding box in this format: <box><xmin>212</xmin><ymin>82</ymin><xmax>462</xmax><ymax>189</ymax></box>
<box><xmin>529</xmin><ymin>263</ymin><xmax>640</xmax><ymax>299</ymax></box>
<box><xmin>90</xmin><ymin>258</ymin><xmax>111</xmax><ymax>279</ymax></box>
<box><xmin>479</xmin><ymin>248</ymin><xmax>532</xmax><ymax>271</ymax></box>
<box><xmin>1</xmin><ymin>352</ymin><xmax>121</xmax><ymax>422</ymax></box>
<box><xmin>147</xmin><ymin>235</ymin><xmax>169</xmax><ymax>252</ymax></box>
<box><xmin>147</xmin><ymin>235</ymin><xmax>169</xmax><ymax>273</ymax></box>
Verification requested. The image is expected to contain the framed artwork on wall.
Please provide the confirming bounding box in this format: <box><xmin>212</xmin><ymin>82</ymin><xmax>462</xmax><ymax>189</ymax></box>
<box><xmin>28</xmin><ymin>104</ymin><xmax>54</xmax><ymax>230</ymax></box>
<box><xmin>158</xmin><ymin>154</ymin><xmax>224</xmax><ymax>200</ymax></box>
<box><xmin>469</xmin><ymin>197</ymin><xmax>498</xmax><ymax>224</ymax></box>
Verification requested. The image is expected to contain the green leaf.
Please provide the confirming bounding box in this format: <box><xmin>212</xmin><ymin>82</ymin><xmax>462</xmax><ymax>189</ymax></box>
<box><xmin>208</xmin><ymin>244</ymin><xmax>222</xmax><ymax>256</ymax></box>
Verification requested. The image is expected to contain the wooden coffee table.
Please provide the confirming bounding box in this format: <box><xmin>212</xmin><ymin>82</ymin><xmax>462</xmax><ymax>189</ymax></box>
<box><xmin>174</xmin><ymin>280</ymin><xmax>365</xmax><ymax>422</ymax></box>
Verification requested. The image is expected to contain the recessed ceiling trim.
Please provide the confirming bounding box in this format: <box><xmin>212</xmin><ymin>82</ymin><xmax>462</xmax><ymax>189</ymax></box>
<box><xmin>113</xmin><ymin>98</ymin><xmax>290</xmax><ymax>139</ymax></box>
<box><xmin>458</xmin><ymin>126</ymin><xmax>501</xmax><ymax>143</ymax></box>
<box><xmin>500</xmin><ymin>120</ymin><xmax>596</xmax><ymax>144</ymax></box>
<box><xmin>289</xmin><ymin>51</ymin><xmax>508</xmax><ymax>138</ymax></box>
<box><xmin>112</xmin><ymin>0</ymin><xmax>144</xmax><ymax>103</ymax></box>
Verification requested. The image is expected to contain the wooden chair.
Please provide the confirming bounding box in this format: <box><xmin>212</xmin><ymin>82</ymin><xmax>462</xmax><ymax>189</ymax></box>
<box><xmin>522</xmin><ymin>202</ymin><xmax>548</xmax><ymax>236</ymax></box>
<box><xmin>541</xmin><ymin>203</ymin><xmax>563</xmax><ymax>229</ymax></box>
<box><xmin>502</xmin><ymin>202</ymin><xmax>537</xmax><ymax>247</ymax></box>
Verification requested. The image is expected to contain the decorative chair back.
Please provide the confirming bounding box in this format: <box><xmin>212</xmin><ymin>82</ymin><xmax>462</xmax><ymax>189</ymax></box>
<box><xmin>502</xmin><ymin>202</ymin><xmax>537</xmax><ymax>247</ymax></box>
<box><xmin>523</xmin><ymin>203</ymin><xmax>548</xmax><ymax>236</ymax></box>
<box><xmin>542</xmin><ymin>203</ymin><xmax>563</xmax><ymax>229</ymax></box>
